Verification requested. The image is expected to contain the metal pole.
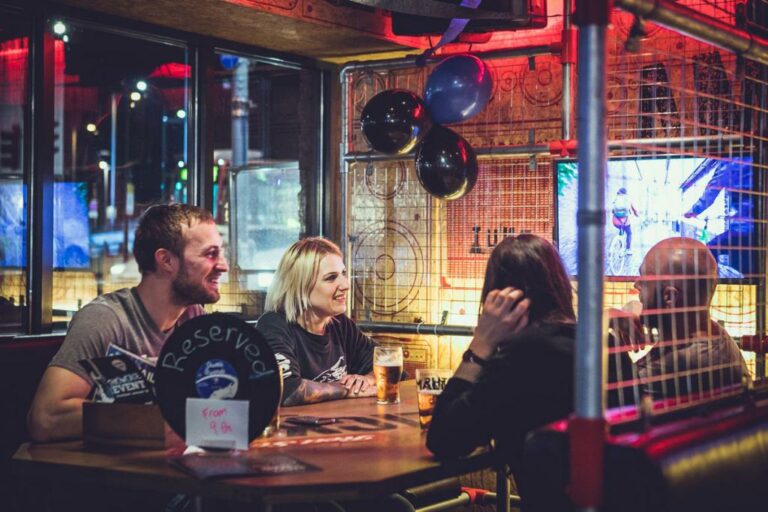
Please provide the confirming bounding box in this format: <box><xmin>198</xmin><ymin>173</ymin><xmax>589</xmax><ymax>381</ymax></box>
<box><xmin>343</xmin><ymin>135</ymin><xmax>742</xmax><ymax>164</ymax></box>
<box><xmin>232</xmin><ymin>58</ymin><xmax>249</xmax><ymax>167</ymax></box>
<box><xmin>575</xmin><ymin>23</ymin><xmax>607</xmax><ymax>428</ymax></box>
<box><xmin>616</xmin><ymin>0</ymin><xmax>768</xmax><ymax>66</ymax></box>
<box><xmin>415</xmin><ymin>495</ymin><xmax>469</xmax><ymax>512</ymax></box>
<box><xmin>496</xmin><ymin>467</ymin><xmax>511</xmax><ymax>512</ymax></box>
<box><xmin>343</xmin><ymin>143</ymin><xmax>552</xmax><ymax>163</ymax></box>
<box><xmin>562</xmin><ymin>0</ymin><xmax>574</xmax><ymax>141</ymax></box>
<box><xmin>109</xmin><ymin>93</ymin><xmax>117</xmax><ymax>224</ymax></box>
<box><xmin>571</xmin><ymin>0</ymin><xmax>610</xmax><ymax>508</ymax></box>
<box><xmin>357</xmin><ymin>320</ymin><xmax>473</xmax><ymax>336</ymax></box>
<box><xmin>27</xmin><ymin>12</ymin><xmax>54</xmax><ymax>333</ymax></box>
<box><xmin>339</xmin><ymin>68</ymin><xmax>349</xmax><ymax>260</ymax></box>
<box><xmin>610</xmin><ymin>134</ymin><xmax>742</xmax><ymax>148</ymax></box>
<box><xmin>340</xmin><ymin>45</ymin><xmax>559</xmax><ymax>74</ymax></box>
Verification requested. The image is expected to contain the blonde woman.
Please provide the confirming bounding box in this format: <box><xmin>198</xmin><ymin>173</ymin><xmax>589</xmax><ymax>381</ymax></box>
<box><xmin>257</xmin><ymin>237</ymin><xmax>376</xmax><ymax>406</ymax></box>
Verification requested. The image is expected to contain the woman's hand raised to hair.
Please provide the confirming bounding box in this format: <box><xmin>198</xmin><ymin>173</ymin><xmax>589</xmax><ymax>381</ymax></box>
<box><xmin>470</xmin><ymin>287</ymin><xmax>530</xmax><ymax>359</ymax></box>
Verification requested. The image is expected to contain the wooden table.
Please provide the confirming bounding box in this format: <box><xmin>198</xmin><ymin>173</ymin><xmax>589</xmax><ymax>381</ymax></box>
<box><xmin>13</xmin><ymin>381</ymin><xmax>499</xmax><ymax>507</ymax></box>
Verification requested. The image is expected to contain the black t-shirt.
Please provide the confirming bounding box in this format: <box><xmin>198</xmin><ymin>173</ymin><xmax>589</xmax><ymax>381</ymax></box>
<box><xmin>426</xmin><ymin>322</ymin><xmax>576</xmax><ymax>470</ymax></box>
<box><xmin>256</xmin><ymin>311</ymin><xmax>375</xmax><ymax>399</ymax></box>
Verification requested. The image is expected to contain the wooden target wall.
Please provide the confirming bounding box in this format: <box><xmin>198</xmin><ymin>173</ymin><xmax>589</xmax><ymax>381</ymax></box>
<box><xmin>345</xmin><ymin>52</ymin><xmax>567</xmax><ymax>370</ymax></box>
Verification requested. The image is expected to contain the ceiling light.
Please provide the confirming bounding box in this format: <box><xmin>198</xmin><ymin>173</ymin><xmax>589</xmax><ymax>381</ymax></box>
<box><xmin>52</xmin><ymin>22</ymin><xmax>66</xmax><ymax>35</ymax></box>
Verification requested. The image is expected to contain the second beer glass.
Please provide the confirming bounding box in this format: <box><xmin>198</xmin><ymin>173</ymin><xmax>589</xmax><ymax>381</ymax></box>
<box><xmin>415</xmin><ymin>368</ymin><xmax>451</xmax><ymax>430</ymax></box>
<box><xmin>373</xmin><ymin>346</ymin><xmax>403</xmax><ymax>404</ymax></box>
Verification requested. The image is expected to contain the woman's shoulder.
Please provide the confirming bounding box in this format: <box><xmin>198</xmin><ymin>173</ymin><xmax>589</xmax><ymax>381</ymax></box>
<box><xmin>255</xmin><ymin>311</ymin><xmax>291</xmax><ymax>330</ymax></box>
<box><xmin>501</xmin><ymin>322</ymin><xmax>576</xmax><ymax>354</ymax></box>
<box><xmin>326</xmin><ymin>314</ymin><xmax>359</xmax><ymax>335</ymax></box>
<box><xmin>520</xmin><ymin>321</ymin><xmax>575</xmax><ymax>337</ymax></box>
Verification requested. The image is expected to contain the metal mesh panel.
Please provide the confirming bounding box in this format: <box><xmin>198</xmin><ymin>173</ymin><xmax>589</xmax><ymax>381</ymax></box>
<box><xmin>344</xmin><ymin>0</ymin><xmax>768</xmax><ymax>414</ymax></box>
<box><xmin>345</xmin><ymin>53</ymin><xmax>561</xmax><ymax>371</ymax></box>
<box><xmin>604</xmin><ymin>4</ymin><xmax>767</xmax><ymax>414</ymax></box>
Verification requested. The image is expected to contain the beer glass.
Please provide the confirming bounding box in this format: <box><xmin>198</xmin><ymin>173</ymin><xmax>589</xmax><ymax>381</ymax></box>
<box><xmin>374</xmin><ymin>346</ymin><xmax>403</xmax><ymax>404</ymax></box>
<box><xmin>415</xmin><ymin>368</ymin><xmax>452</xmax><ymax>430</ymax></box>
<box><xmin>261</xmin><ymin>366</ymin><xmax>282</xmax><ymax>437</ymax></box>
<box><xmin>260</xmin><ymin>408</ymin><xmax>281</xmax><ymax>437</ymax></box>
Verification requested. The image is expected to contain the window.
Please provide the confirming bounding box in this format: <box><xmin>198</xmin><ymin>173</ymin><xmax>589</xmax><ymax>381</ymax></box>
<box><xmin>208</xmin><ymin>53</ymin><xmax>322</xmax><ymax>318</ymax></box>
<box><xmin>48</xmin><ymin>20</ymin><xmax>189</xmax><ymax>322</ymax></box>
<box><xmin>0</xmin><ymin>10</ymin><xmax>30</xmax><ymax>333</ymax></box>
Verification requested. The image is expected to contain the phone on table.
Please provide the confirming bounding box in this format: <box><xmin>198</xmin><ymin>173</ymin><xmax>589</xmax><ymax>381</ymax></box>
<box><xmin>286</xmin><ymin>415</ymin><xmax>338</xmax><ymax>426</ymax></box>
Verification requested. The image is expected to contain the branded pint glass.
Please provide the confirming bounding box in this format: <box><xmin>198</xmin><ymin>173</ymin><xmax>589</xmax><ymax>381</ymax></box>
<box><xmin>415</xmin><ymin>368</ymin><xmax>451</xmax><ymax>429</ymax></box>
<box><xmin>374</xmin><ymin>346</ymin><xmax>403</xmax><ymax>404</ymax></box>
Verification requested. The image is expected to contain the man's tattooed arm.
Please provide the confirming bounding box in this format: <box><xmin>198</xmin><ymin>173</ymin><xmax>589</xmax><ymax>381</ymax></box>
<box><xmin>282</xmin><ymin>379</ymin><xmax>350</xmax><ymax>406</ymax></box>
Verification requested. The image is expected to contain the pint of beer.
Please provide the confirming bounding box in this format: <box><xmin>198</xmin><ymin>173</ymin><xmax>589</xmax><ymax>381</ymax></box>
<box><xmin>373</xmin><ymin>346</ymin><xmax>403</xmax><ymax>404</ymax></box>
<box><xmin>261</xmin><ymin>365</ymin><xmax>282</xmax><ymax>437</ymax></box>
<box><xmin>260</xmin><ymin>408</ymin><xmax>280</xmax><ymax>437</ymax></box>
<box><xmin>415</xmin><ymin>369</ymin><xmax>451</xmax><ymax>430</ymax></box>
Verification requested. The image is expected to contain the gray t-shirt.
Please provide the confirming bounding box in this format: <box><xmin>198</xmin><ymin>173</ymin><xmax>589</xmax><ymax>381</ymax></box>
<box><xmin>637</xmin><ymin>322</ymin><xmax>750</xmax><ymax>398</ymax></box>
<box><xmin>50</xmin><ymin>287</ymin><xmax>205</xmax><ymax>383</ymax></box>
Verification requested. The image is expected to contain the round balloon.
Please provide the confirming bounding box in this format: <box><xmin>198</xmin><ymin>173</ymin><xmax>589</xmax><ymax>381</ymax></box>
<box><xmin>424</xmin><ymin>54</ymin><xmax>494</xmax><ymax>124</ymax></box>
<box><xmin>361</xmin><ymin>89</ymin><xmax>432</xmax><ymax>155</ymax></box>
<box><xmin>416</xmin><ymin>125</ymin><xmax>478</xmax><ymax>200</ymax></box>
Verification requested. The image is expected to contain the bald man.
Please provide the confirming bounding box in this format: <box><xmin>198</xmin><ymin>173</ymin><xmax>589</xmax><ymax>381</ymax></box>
<box><xmin>632</xmin><ymin>237</ymin><xmax>749</xmax><ymax>399</ymax></box>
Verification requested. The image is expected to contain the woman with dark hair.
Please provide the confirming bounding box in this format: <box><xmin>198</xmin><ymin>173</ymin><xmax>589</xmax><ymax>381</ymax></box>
<box><xmin>426</xmin><ymin>234</ymin><xmax>576</xmax><ymax>467</ymax></box>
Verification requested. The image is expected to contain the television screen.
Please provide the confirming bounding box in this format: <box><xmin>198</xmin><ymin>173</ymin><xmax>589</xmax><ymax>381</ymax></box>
<box><xmin>0</xmin><ymin>181</ymin><xmax>26</xmax><ymax>268</ymax></box>
<box><xmin>556</xmin><ymin>157</ymin><xmax>754</xmax><ymax>279</ymax></box>
<box><xmin>0</xmin><ymin>181</ymin><xmax>90</xmax><ymax>269</ymax></box>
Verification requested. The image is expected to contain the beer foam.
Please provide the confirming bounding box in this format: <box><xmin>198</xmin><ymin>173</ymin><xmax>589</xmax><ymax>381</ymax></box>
<box><xmin>417</xmin><ymin>389</ymin><xmax>442</xmax><ymax>395</ymax></box>
<box><xmin>375</xmin><ymin>361</ymin><xmax>402</xmax><ymax>367</ymax></box>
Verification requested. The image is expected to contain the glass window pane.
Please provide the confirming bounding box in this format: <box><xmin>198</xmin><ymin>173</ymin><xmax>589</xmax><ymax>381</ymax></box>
<box><xmin>0</xmin><ymin>11</ymin><xmax>30</xmax><ymax>334</ymax></box>
<box><xmin>210</xmin><ymin>54</ymin><xmax>321</xmax><ymax>318</ymax></box>
<box><xmin>50</xmin><ymin>20</ymin><xmax>188</xmax><ymax>325</ymax></box>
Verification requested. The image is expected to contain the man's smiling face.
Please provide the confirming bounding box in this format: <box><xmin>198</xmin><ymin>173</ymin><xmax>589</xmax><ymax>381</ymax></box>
<box><xmin>171</xmin><ymin>221</ymin><xmax>228</xmax><ymax>305</ymax></box>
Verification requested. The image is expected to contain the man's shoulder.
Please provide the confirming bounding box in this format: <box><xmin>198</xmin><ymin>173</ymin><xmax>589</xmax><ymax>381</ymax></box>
<box><xmin>86</xmin><ymin>287</ymin><xmax>134</xmax><ymax>308</ymax></box>
<box><xmin>689</xmin><ymin>326</ymin><xmax>741</xmax><ymax>355</ymax></box>
<box><xmin>179</xmin><ymin>304</ymin><xmax>206</xmax><ymax>324</ymax></box>
<box><xmin>73</xmin><ymin>288</ymin><xmax>134</xmax><ymax>320</ymax></box>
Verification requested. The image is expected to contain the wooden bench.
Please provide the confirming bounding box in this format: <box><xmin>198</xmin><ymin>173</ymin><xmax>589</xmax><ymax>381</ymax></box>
<box><xmin>0</xmin><ymin>334</ymin><xmax>63</xmax><ymax>512</ymax></box>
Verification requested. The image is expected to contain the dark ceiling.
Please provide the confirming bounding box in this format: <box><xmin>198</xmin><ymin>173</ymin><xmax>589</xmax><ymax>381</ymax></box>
<box><xmin>52</xmin><ymin>0</ymin><xmax>420</xmax><ymax>61</ymax></box>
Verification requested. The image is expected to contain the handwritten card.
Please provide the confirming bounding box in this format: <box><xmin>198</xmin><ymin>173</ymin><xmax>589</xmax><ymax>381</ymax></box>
<box><xmin>185</xmin><ymin>398</ymin><xmax>249</xmax><ymax>450</ymax></box>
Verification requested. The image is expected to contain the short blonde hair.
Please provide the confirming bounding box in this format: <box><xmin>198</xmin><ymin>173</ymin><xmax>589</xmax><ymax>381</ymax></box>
<box><xmin>265</xmin><ymin>237</ymin><xmax>343</xmax><ymax>323</ymax></box>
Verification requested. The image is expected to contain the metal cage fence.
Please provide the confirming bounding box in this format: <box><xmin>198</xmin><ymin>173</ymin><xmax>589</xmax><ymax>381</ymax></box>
<box><xmin>342</xmin><ymin>0</ymin><xmax>768</xmax><ymax>409</ymax></box>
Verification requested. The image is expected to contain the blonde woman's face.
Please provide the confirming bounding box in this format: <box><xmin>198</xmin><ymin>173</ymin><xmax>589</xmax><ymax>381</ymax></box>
<box><xmin>308</xmin><ymin>254</ymin><xmax>349</xmax><ymax>321</ymax></box>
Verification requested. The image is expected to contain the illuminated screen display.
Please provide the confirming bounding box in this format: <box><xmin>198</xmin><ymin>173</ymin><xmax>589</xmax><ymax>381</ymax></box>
<box><xmin>556</xmin><ymin>157</ymin><xmax>754</xmax><ymax>279</ymax></box>
<box><xmin>0</xmin><ymin>181</ymin><xmax>90</xmax><ymax>269</ymax></box>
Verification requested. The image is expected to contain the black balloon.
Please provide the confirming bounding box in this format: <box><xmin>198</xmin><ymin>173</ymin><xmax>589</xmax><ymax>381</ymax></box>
<box><xmin>416</xmin><ymin>125</ymin><xmax>478</xmax><ymax>200</ymax></box>
<box><xmin>361</xmin><ymin>89</ymin><xmax>432</xmax><ymax>155</ymax></box>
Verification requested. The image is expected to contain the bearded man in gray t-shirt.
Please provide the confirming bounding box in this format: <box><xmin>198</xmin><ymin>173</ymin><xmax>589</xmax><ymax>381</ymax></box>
<box><xmin>27</xmin><ymin>204</ymin><xmax>228</xmax><ymax>442</ymax></box>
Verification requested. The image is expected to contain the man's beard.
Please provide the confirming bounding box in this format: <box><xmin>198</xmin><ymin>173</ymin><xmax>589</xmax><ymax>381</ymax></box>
<box><xmin>172</xmin><ymin>261</ymin><xmax>220</xmax><ymax>305</ymax></box>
